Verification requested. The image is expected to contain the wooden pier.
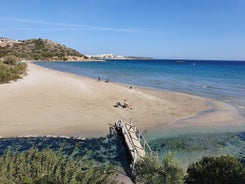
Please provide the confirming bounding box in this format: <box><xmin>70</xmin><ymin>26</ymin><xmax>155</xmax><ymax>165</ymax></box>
<box><xmin>114</xmin><ymin>119</ymin><xmax>157</xmax><ymax>170</ymax></box>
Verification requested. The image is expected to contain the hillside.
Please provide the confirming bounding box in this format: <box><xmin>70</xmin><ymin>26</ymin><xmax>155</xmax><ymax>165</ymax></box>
<box><xmin>0</xmin><ymin>38</ymin><xmax>87</xmax><ymax>61</ymax></box>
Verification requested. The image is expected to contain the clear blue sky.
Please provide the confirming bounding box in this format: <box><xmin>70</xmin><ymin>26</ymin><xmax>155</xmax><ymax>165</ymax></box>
<box><xmin>1</xmin><ymin>0</ymin><xmax>245</xmax><ymax>60</ymax></box>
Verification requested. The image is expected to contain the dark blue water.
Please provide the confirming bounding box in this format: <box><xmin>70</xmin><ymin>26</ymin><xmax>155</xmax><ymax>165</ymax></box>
<box><xmin>35</xmin><ymin>60</ymin><xmax>245</xmax><ymax>116</ymax></box>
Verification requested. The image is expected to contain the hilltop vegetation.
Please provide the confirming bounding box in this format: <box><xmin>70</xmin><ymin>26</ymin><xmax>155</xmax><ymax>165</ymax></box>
<box><xmin>0</xmin><ymin>38</ymin><xmax>87</xmax><ymax>61</ymax></box>
<box><xmin>0</xmin><ymin>38</ymin><xmax>88</xmax><ymax>83</ymax></box>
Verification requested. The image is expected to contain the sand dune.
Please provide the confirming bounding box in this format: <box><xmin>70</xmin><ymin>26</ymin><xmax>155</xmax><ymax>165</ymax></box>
<box><xmin>0</xmin><ymin>62</ymin><xmax>244</xmax><ymax>138</ymax></box>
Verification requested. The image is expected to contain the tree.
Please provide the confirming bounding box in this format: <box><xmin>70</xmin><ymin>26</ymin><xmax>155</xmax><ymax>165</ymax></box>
<box><xmin>185</xmin><ymin>156</ymin><xmax>245</xmax><ymax>184</ymax></box>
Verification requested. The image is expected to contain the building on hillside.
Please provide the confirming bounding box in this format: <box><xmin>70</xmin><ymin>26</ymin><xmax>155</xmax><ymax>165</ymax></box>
<box><xmin>0</xmin><ymin>37</ymin><xmax>22</xmax><ymax>46</ymax></box>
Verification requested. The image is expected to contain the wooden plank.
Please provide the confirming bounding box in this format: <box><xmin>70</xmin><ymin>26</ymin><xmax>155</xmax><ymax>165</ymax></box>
<box><xmin>122</xmin><ymin>122</ymin><xmax>145</xmax><ymax>163</ymax></box>
<box><xmin>121</xmin><ymin>123</ymin><xmax>136</xmax><ymax>162</ymax></box>
<box><xmin>114</xmin><ymin>120</ymin><xmax>151</xmax><ymax>169</ymax></box>
<box><xmin>125</xmin><ymin>124</ymin><xmax>145</xmax><ymax>159</ymax></box>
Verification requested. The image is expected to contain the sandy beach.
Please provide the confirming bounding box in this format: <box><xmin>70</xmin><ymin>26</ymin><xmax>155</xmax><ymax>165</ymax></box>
<box><xmin>0</xmin><ymin>62</ymin><xmax>244</xmax><ymax>138</ymax></box>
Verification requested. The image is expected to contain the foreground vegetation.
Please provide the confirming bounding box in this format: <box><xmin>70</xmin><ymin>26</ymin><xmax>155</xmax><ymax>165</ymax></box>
<box><xmin>133</xmin><ymin>153</ymin><xmax>245</xmax><ymax>184</ymax></box>
<box><xmin>133</xmin><ymin>153</ymin><xmax>184</xmax><ymax>184</ymax></box>
<box><xmin>0</xmin><ymin>55</ymin><xmax>27</xmax><ymax>83</ymax></box>
<box><xmin>0</xmin><ymin>136</ymin><xmax>245</xmax><ymax>183</ymax></box>
<box><xmin>0</xmin><ymin>148</ymin><xmax>115</xmax><ymax>184</ymax></box>
<box><xmin>185</xmin><ymin>156</ymin><xmax>245</xmax><ymax>184</ymax></box>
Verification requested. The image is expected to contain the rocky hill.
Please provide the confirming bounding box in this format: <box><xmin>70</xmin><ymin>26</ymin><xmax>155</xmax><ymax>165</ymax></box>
<box><xmin>0</xmin><ymin>38</ymin><xmax>87</xmax><ymax>61</ymax></box>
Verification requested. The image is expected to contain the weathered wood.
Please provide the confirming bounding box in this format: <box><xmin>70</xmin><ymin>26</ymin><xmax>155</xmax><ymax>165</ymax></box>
<box><xmin>123</xmin><ymin>122</ymin><xmax>145</xmax><ymax>164</ymax></box>
<box><xmin>114</xmin><ymin>119</ymin><xmax>156</xmax><ymax>170</ymax></box>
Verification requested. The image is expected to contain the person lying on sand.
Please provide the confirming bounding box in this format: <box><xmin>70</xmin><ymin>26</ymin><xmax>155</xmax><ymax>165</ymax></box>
<box><xmin>114</xmin><ymin>99</ymin><xmax>132</xmax><ymax>109</ymax></box>
<box><xmin>114</xmin><ymin>100</ymin><xmax>128</xmax><ymax>108</ymax></box>
<box><xmin>122</xmin><ymin>99</ymin><xmax>129</xmax><ymax>108</ymax></box>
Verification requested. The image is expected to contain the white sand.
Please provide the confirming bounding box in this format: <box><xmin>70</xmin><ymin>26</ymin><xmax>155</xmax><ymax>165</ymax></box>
<box><xmin>0</xmin><ymin>62</ymin><xmax>244</xmax><ymax>138</ymax></box>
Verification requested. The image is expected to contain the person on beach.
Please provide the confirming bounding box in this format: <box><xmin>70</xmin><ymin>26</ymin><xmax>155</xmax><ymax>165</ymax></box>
<box><xmin>122</xmin><ymin>99</ymin><xmax>129</xmax><ymax>108</ymax></box>
<box><xmin>98</xmin><ymin>76</ymin><xmax>100</xmax><ymax>81</ymax></box>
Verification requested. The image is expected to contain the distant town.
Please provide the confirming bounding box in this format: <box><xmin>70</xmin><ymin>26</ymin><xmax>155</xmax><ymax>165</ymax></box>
<box><xmin>86</xmin><ymin>54</ymin><xmax>153</xmax><ymax>60</ymax></box>
<box><xmin>0</xmin><ymin>37</ymin><xmax>23</xmax><ymax>47</ymax></box>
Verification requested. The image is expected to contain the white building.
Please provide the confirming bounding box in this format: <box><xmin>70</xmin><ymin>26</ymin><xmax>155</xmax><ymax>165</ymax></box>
<box><xmin>86</xmin><ymin>54</ymin><xmax>126</xmax><ymax>60</ymax></box>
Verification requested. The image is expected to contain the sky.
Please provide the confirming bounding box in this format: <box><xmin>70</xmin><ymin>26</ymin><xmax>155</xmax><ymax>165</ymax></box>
<box><xmin>1</xmin><ymin>0</ymin><xmax>245</xmax><ymax>60</ymax></box>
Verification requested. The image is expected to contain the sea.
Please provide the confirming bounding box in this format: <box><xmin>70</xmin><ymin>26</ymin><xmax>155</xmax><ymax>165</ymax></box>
<box><xmin>1</xmin><ymin>59</ymin><xmax>245</xmax><ymax>168</ymax></box>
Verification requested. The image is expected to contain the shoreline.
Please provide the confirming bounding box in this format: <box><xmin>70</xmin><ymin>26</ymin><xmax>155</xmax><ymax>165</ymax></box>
<box><xmin>0</xmin><ymin>62</ymin><xmax>244</xmax><ymax>139</ymax></box>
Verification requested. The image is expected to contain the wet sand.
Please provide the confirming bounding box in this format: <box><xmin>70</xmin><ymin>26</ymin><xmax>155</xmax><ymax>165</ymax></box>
<box><xmin>0</xmin><ymin>62</ymin><xmax>244</xmax><ymax>138</ymax></box>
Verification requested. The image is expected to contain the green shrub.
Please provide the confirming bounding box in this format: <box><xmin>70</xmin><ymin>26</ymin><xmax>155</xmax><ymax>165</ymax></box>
<box><xmin>133</xmin><ymin>153</ymin><xmax>184</xmax><ymax>184</ymax></box>
<box><xmin>163</xmin><ymin>152</ymin><xmax>184</xmax><ymax>184</ymax></box>
<box><xmin>185</xmin><ymin>156</ymin><xmax>245</xmax><ymax>184</ymax></box>
<box><xmin>133</xmin><ymin>154</ymin><xmax>164</xmax><ymax>184</ymax></box>
<box><xmin>0</xmin><ymin>148</ymin><xmax>115</xmax><ymax>184</ymax></box>
<box><xmin>2</xmin><ymin>55</ymin><xmax>18</xmax><ymax>65</ymax></box>
<box><xmin>0</xmin><ymin>60</ymin><xmax>27</xmax><ymax>83</ymax></box>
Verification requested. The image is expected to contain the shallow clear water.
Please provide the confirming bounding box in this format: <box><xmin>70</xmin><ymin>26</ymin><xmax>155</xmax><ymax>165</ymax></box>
<box><xmin>1</xmin><ymin>132</ymin><xmax>245</xmax><ymax>169</ymax></box>
<box><xmin>148</xmin><ymin>131</ymin><xmax>245</xmax><ymax>167</ymax></box>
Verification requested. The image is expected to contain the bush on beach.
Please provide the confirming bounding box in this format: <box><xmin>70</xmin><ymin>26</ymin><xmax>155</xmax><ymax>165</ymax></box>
<box><xmin>0</xmin><ymin>55</ymin><xmax>27</xmax><ymax>83</ymax></box>
<box><xmin>2</xmin><ymin>55</ymin><xmax>18</xmax><ymax>65</ymax></box>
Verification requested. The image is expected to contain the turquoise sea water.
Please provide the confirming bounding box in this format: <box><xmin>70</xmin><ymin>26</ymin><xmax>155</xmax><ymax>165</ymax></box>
<box><xmin>11</xmin><ymin>60</ymin><xmax>242</xmax><ymax>167</ymax></box>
